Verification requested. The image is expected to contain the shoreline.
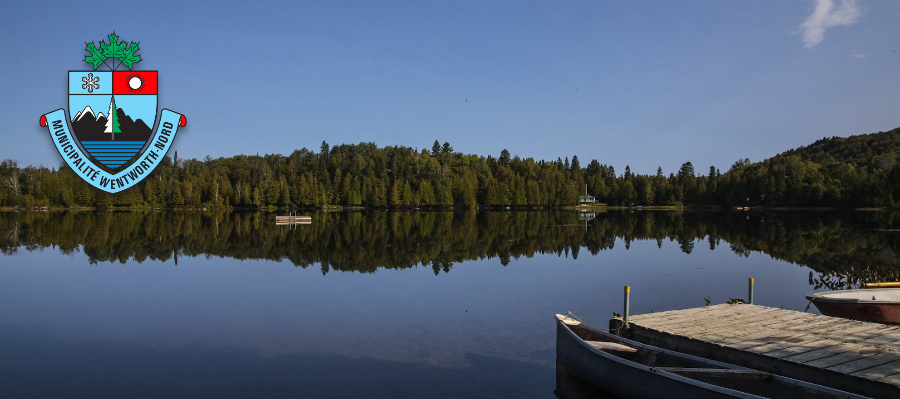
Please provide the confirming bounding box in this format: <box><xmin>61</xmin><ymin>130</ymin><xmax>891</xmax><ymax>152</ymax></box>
<box><xmin>1</xmin><ymin>205</ymin><xmax>895</xmax><ymax>213</ymax></box>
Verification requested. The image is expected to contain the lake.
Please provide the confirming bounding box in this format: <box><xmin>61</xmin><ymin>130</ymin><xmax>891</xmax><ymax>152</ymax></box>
<box><xmin>1</xmin><ymin>210</ymin><xmax>898</xmax><ymax>398</ymax></box>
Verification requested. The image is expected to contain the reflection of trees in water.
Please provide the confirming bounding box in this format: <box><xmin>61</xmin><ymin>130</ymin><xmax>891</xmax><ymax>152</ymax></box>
<box><xmin>1</xmin><ymin>211</ymin><xmax>899</xmax><ymax>276</ymax></box>
<box><xmin>809</xmin><ymin>263</ymin><xmax>900</xmax><ymax>290</ymax></box>
<box><xmin>716</xmin><ymin>212</ymin><xmax>900</xmax><ymax>275</ymax></box>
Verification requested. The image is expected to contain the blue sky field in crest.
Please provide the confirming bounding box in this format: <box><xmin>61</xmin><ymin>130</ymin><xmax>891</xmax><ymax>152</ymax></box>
<box><xmin>68</xmin><ymin>95</ymin><xmax>156</xmax><ymax>128</ymax></box>
<box><xmin>68</xmin><ymin>72</ymin><xmax>111</xmax><ymax>95</ymax></box>
<box><xmin>2</xmin><ymin>0</ymin><xmax>899</xmax><ymax>175</ymax></box>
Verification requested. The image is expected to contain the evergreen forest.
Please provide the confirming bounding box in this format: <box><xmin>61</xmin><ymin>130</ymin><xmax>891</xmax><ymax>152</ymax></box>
<box><xmin>3</xmin><ymin>126</ymin><xmax>900</xmax><ymax>209</ymax></box>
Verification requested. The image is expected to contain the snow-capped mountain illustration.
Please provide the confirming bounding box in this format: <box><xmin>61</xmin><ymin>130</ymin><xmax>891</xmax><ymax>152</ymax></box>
<box><xmin>71</xmin><ymin>102</ymin><xmax>152</xmax><ymax>142</ymax></box>
<box><xmin>72</xmin><ymin>105</ymin><xmax>105</xmax><ymax>122</ymax></box>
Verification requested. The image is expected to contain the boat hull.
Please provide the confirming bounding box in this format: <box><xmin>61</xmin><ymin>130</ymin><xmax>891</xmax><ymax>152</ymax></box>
<box><xmin>808</xmin><ymin>300</ymin><xmax>900</xmax><ymax>325</ymax></box>
<box><xmin>807</xmin><ymin>288</ymin><xmax>900</xmax><ymax>325</ymax></box>
<box><xmin>554</xmin><ymin>360</ymin><xmax>619</xmax><ymax>399</ymax></box>
<box><xmin>556</xmin><ymin>321</ymin><xmax>755</xmax><ymax>399</ymax></box>
<box><xmin>555</xmin><ymin>315</ymin><xmax>871</xmax><ymax>399</ymax></box>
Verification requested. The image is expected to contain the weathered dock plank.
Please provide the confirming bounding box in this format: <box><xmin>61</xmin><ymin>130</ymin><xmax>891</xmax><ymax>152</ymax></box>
<box><xmin>764</xmin><ymin>338</ymin><xmax>845</xmax><ymax>359</ymax></box>
<box><xmin>630</xmin><ymin>305</ymin><xmax>776</xmax><ymax>330</ymax></box>
<box><xmin>860</xmin><ymin>332</ymin><xmax>900</xmax><ymax>347</ymax></box>
<box><xmin>828</xmin><ymin>352</ymin><xmax>900</xmax><ymax>375</ymax></box>
<box><xmin>779</xmin><ymin>342</ymin><xmax>848</xmax><ymax>363</ymax></box>
<box><xmin>852</xmin><ymin>359</ymin><xmax>900</xmax><ymax>381</ymax></box>
<box><xmin>802</xmin><ymin>344</ymin><xmax>884</xmax><ymax>369</ymax></box>
<box><xmin>880</xmin><ymin>371</ymin><xmax>900</xmax><ymax>385</ymax></box>
<box><xmin>617</xmin><ymin>304</ymin><xmax>900</xmax><ymax>398</ymax></box>
<box><xmin>672</xmin><ymin>309</ymin><xmax>801</xmax><ymax>337</ymax></box>
<box><xmin>743</xmin><ymin>334</ymin><xmax>824</xmax><ymax>354</ymax></box>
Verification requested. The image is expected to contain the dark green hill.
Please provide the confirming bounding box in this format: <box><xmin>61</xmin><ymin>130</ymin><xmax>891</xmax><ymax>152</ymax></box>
<box><xmin>719</xmin><ymin>125</ymin><xmax>900</xmax><ymax>207</ymax></box>
<box><xmin>780</xmin><ymin>126</ymin><xmax>900</xmax><ymax>171</ymax></box>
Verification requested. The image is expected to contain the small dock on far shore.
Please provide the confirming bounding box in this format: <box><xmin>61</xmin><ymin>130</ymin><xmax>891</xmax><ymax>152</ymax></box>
<box><xmin>612</xmin><ymin>304</ymin><xmax>900</xmax><ymax>398</ymax></box>
<box><xmin>275</xmin><ymin>215</ymin><xmax>311</xmax><ymax>225</ymax></box>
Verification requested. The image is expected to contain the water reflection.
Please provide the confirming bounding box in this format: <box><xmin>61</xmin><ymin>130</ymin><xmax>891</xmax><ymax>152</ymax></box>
<box><xmin>4</xmin><ymin>210</ymin><xmax>895</xmax><ymax>398</ymax></box>
<box><xmin>0</xmin><ymin>323</ymin><xmax>551</xmax><ymax>399</ymax></box>
<box><xmin>2</xmin><ymin>210</ymin><xmax>899</xmax><ymax>275</ymax></box>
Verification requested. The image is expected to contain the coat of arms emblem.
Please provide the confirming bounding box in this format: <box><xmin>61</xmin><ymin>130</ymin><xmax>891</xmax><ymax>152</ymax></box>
<box><xmin>39</xmin><ymin>33</ymin><xmax>185</xmax><ymax>193</ymax></box>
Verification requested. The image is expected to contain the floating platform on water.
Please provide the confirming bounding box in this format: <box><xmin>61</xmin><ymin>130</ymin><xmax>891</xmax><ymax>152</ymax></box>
<box><xmin>612</xmin><ymin>304</ymin><xmax>900</xmax><ymax>398</ymax></box>
<box><xmin>275</xmin><ymin>215</ymin><xmax>311</xmax><ymax>225</ymax></box>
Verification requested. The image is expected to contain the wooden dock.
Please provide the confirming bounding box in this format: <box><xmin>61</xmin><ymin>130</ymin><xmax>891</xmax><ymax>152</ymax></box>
<box><xmin>275</xmin><ymin>215</ymin><xmax>311</xmax><ymax>225</ymax></box>
<box><xmin>613</xmin><ymin>304</ymin><xmax>900</xmax><ymax>398</ymax></box>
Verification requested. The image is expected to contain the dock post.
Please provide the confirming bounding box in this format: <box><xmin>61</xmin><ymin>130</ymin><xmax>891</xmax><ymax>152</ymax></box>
<box><xmin>623</xmin><ymin>285</ymin><xmax>631</xmax><ymax>328</ymax></box>
<box><xmin>748</xmin><ymin>278</ymin><xmax>754</xmax><ymax>304</ymax></box>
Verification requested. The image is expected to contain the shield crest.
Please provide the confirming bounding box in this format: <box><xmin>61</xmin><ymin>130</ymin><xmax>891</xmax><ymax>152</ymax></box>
<box><xmin>41</xmin><ymin>33</ymin><xmax>185</xmax><ymax>194</ymax></box>
<box><xmin>68</xmin><ymin>70</ymin><xmax>157</xmax><ymax>171</ymax></box>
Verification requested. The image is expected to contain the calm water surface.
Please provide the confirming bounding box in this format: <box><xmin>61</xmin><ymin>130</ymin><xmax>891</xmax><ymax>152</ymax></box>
<box><xmin>1</xmin><ymin>210</ymin><xmax>898</xmax><ymax>398</ymax></box>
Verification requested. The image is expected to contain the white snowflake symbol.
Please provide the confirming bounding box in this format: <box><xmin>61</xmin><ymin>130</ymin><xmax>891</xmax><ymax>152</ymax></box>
<box><xmin>81</xmin><ymin>73</ymin><xmax>100</xmax><ymax>93</ymax></box>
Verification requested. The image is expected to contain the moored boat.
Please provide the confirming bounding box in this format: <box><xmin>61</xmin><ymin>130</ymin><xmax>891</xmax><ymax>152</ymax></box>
<box><xmin>555</xmin><ymin>313</ymin><xmax>870</xmax><ymax>399</ymax></box>
<box><xmin>806</xmin><ymin>288</ymin><xmax>900</xmax><ymax>325</ymax></box>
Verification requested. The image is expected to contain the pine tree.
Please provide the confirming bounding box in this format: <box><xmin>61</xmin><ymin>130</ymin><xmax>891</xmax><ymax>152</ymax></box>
<box><xmin>170</xmin><ymin>181</ymin><xmax>184</xmax><ymax>205</ymax></box>
<box><xmin>104</xmin><ymin>96</ymin><xmax>121</xmax><ymax>140</ymax></box>
<box><xmin>389</xmin><ymin>182</ymin><xmax>400</xmax><ymax>206</ymax></box>
<box><xmin>432</xmin><ymin>140</ymin><xmax>441</xmax><ymax>157</ymax></box>
<box><xmin>417</xmin><ymin>180</ymin><xmax>435</xmax><ymax>205</ymax></box>
<box><xmin>401</xmin><ymin>180</ymin><xmax>413</xmax><ymax>206</ymax></box>
<box><xmin>320</xmin><ymin>141</ymin><xmax>330</xmax><ymax>158</ymax></box>
<box><xmin>438</xmin><ymin>180</ymin><xmax>453</xmax><ymax>206</ymax></box>
<box><xmin>499</xmin><ymin>149</ymin><xmax>511</xmax><ymax>165</ymax></box>
<box><xmin>678</xmin><ymin>162</ymin><xmax>695</xmax><ymax>180</ymax></box>
<box><xmin>708</xmin><ymin>165</ymin><xmax>718</xmax><ymax>196</ymax></box>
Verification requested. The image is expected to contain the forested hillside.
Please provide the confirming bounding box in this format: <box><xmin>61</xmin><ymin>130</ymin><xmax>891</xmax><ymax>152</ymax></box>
<box><xmin>1</xmin><ymin>126</ymin><xmax>899</xmax><ymax>209</ymax></box>
<box><xmin>720</xmin><ymin>126</ymin><xmax>900</xmax><ymax>207</ymax></box>
<box><xmin>783</xmin><ymin>126</ymin><xmax>900</xmax><ymax>169</ymax></box>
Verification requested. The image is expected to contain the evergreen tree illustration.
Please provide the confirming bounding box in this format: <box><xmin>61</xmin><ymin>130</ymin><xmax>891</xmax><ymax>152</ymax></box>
<box><xmin>105</xmin><ymin>96</ymin><xmax>121</xmax><ymax>140</ymax></box>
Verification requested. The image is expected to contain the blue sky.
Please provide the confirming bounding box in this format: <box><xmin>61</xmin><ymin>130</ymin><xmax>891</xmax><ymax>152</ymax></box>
<box><xmin>4</xmin><ymin>0</ymin><xmax>899</xmax><ymax>175</ymax></box>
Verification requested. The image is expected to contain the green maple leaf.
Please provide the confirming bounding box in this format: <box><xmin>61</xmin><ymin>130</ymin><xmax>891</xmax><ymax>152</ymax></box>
<box><xmin>100</xmin><ymin>33</ymin><xmax>124</xmax><ymax>58</ymax></box>
<box><xmin>84</xmin><ymin>42</ymin><xmax>107</xmax><ymax>70</ymax></box>
<box><xmin>119</xmin><ymin>42</ymin><xmax>141</xmax><ymax>69</ymax></box>
<box><xmin>83</xmin><ymin>33</ymin><xmax>141</xmax><ymax>70</ymax></box>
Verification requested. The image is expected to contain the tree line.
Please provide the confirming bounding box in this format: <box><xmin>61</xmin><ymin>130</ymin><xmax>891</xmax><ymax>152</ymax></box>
<box><xmin>2</xmin><ymin>126</ymin><xmax>899</xmax><ymax>208</ymax></box>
